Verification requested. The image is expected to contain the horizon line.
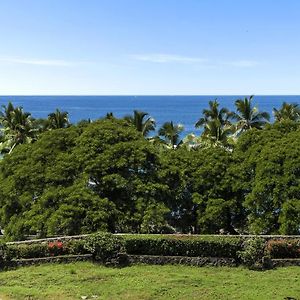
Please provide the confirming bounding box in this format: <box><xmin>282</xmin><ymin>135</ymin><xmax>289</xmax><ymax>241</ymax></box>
<box><xmin>1</xmin><ymin>94</ymin><xmax>300</xmax><ymax>97</ymax></box>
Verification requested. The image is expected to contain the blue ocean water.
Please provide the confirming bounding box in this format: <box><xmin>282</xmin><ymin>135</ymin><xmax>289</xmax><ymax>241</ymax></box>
<box><xmin>0</xmin><ymin>95</ymin><xmax>299</xmax><ymax>136</ymax></box>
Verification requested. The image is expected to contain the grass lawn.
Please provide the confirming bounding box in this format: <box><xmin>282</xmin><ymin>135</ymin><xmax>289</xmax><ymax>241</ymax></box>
<box><xmin>0</xmin><ymin>262</ymin><xmax>299</xmax><ymax>300</ymax></box>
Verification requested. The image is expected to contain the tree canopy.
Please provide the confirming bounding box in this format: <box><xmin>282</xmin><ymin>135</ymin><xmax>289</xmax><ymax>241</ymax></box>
<box><xmin>0</xmin><ymin>99</ymin><xmax>300</xmax><ymax>240</ymax></box>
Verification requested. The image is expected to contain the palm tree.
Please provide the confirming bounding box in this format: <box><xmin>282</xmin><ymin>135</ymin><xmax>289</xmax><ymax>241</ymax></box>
<box><xmin>0</xmin><ymin>102</ymin><xmax>15</xmax><ymax>129</ymax></box>
<box><xmin>124</xmin><ymin>110</ymin><xmax>156</xmax><ymax>137</ymax></box>
<box><xmin>47</xmin><ymin>109</ymin><xmax>70</xmax><ymax>129</ymax></box>
<box><xmin>201</xmin><ymin>119</ymin><xmax>235</xmax><ymax>147</ymax></box>
<box><xmin>0</xmin><ymin>102</ymin><xmax>36</xmax><ymax>154</ymax></box>
<box><xmin>273</xmin><ymin>102</ymin><xmax>300</xmax><ymax>122</ymax></box>
<box><xmin>105</xmin><ymin>112</ymin><xmax>114</xmax><ymax>119</ymax></box>
<box><xmin>233</xmin><ymin>95</ymin><xmax>270</xmax><ymax>134</ymax></box>
<box><xmin>195</xmin><ymin>99</ymin><xmax>233</xmax><ymax>128</ymax></box>
<box><xmin>195</xmin><ymin>99</ymin><xmax>234</xmax><ymax>145</ymax></box>
<box><xmin>158</xmin><ymin>121</ymin><xmax>184</xmax><ymax>149</ymax></box>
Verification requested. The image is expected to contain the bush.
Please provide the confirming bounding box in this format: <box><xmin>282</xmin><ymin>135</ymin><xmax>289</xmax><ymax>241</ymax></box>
<box><xmin>5</xmin><ymin>239</ymin><xmax>89</xmax><ymax>260</ymax></box>
<box><xmin>8</xmin><ymin>234</ymin><xmax>300</xmax><ymax>270</ymax></box>
<box><xmin>124</xmin><ymin>235</ymin><xmax>243</xmax><ymax>258</ymax></box>
<box><xmin>0</xmin><ymin>241</ymin><xmax>8</xmax><ymax>269</ymax></box>
<box><xmin>6</xmin><ymin>243</ymin><xmax>49</xmax><ymax>259</ymax></box>
<box><xmin>48</xmin><ymin>241</ymin><xmax>64</xmax><ymax>256</ymax></box>
<box><xmin>238</xmin><ymin>237</ymin><xmax>271</xmax><ymax>270</ymax></box>
<box><xmin>267</xmin><ymin>239</ymin><xmax>300</xmax><ymax>258</ymax></box>
<box><xmin>83</xmin><ymin>232</ymin><xmax>125</xmax><ymax>262</ymax></box>
<box><xmin>64</xmin><ymin>239</ymin><xmax>89</xmax><ymax>255</ymax></box>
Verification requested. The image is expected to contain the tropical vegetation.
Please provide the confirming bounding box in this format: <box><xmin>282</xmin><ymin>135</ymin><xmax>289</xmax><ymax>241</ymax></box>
<box><xmin>0</xmin><ymin>96</ymin><xmax>300</xmax><ymax>240</ymax></box>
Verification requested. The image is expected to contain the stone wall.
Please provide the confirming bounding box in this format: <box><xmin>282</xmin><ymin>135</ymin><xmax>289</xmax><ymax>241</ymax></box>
<box><xmin>7</xmin><ymin>254</ymin><xmax>92</xmax><ymax>268</ymax></box>
<box><xmin>127</xmin><ymin>254</ymin><xmax>238</xmax><ymax>267</ymax></box>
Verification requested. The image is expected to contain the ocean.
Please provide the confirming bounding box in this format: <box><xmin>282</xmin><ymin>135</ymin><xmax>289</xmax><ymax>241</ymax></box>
<box><xmin>0</xmin><ymin>95</ymin><xmax>299</xmax><ymax>136</ymax></box>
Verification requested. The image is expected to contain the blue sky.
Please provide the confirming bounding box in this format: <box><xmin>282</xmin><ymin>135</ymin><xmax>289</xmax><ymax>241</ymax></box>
<box><xmin>0</xmin><ymin>0</ymin><xmax>299</xmax><ymax>95</ymax></box>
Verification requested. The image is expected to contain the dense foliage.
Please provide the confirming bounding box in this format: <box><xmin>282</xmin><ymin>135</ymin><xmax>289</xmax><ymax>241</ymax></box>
<box><xmin>2</xmin><ymin>235</ymin><xmax>299</xmax><ymax>270</ymax></box>
<box><xmin>231</xmin><ymin>122</ymin><xmax>300</xmax><ymax>234</ymax></box>
<box><xmin>266</xmin><ymin>239</ymin><xmax>300</xmax><ymax>258</ymax></box>
<box><xmin>124</xmin><ymin>235</ymin><xmax>243</xmax><ymax>258</ymax></box>
<box><xmin>0</xmin><ymin>98</ymin><xmax>300</xmax><ymax>239</ymax></box>
<box><xmin>0</xmin><ymin>241</ymin><xmax>7</xmax><ymax>268</ymax></box>
<box><xmin>5</xmin><ymin>239</ymin><xmax>88</xmax><ymax>260</ymax></box>
<box><xmin>84</xmin><ymin>232</ymin><xmax>125</xmax><ymax>262</ymax></box>
<box><xmin>238</xmin><ymin>237</ymin><xmax>270</xmax><ymax>269</ymax></box>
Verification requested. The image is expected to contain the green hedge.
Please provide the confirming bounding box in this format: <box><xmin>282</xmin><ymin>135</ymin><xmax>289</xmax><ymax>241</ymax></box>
<box><xmin>6</xmin><ymin>243</ymin><xmax>49</xmax><ymax>259</ymax></box>
<box><xmin>3</xmin><ymin>235</ymin><xmax>244</xmax><ymax>260</ymax></box>
<box><xmin>123</xmin><ymin>235</ymin><xmax>243</xmax><ymax>258</ymax></box>
<box><xmin>237</xmin><ymin>237</ymin><xmax>271</xmax><ymax>270</ymax></box>
<box><xmin>84</xmin><ymin>232</ymin><xmax>125</xmax><ymax>262</ymax></box>
<box><xmin>3</xmin><ymin>235</ymin><xmax>299</xmax><ymax>264</ymax></box>
<box><xmin>0</xmin><ymin>241</ymin><xmax>7</xmax><ymax>268</ymax></box>
<box><xmin>5</xmin><ymin>239</ymin><xmax>88</xmax><ymax>260</ymax></box>
<box><xmin>267</xmin><ymin>239</ymin><xmax>300</xmax><ymax>258</ymax></box>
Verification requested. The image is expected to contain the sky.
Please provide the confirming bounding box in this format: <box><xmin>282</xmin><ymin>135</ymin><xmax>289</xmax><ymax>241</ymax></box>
<box><xmin>0</xmin><ymin>0</ymin><xmax>300</xmax><ymax>95</ymax></box>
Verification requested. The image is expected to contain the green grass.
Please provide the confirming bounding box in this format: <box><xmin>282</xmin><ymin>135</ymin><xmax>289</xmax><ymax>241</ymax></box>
<box><xmin>0</xmin><ymin>262</ymin><xmax>299</xmax><ymax>300</ymax></box>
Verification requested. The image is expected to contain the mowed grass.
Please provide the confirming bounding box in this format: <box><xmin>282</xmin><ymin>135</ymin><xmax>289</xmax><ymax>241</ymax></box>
<box><xmin>0</xmin><ymin>262</ymin><xmax>299</xmax><ymax>300</ymax></box>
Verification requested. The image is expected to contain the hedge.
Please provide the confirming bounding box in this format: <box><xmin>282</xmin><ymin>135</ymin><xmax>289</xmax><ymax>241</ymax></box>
<box><xmin>123</xmin><ymin>235</ymin><xmax>244</xmax><ymax>259</ymax></box>
<box><xmin>266</xmin><ymin>239</ymin><xmax>300</xmax><ymax>259</ymax></box>
<box><xmin>0</xmin><ymin>241</ymin><xmax>7</xmax><ymax>268</ymax></box>
<box><xmin>5</xmin><ymin>239</ymin><xmax>88</xmax><ymax>260</ymax></box>
<box><xmin>84</xmin><ymin>232</ymin><xmax>125</xmax><ymax>262</ymax></box>
<box><xmin>2</xmin><ymin>234</ymin><xmax>300</xmax><ymax>265</ymax></box>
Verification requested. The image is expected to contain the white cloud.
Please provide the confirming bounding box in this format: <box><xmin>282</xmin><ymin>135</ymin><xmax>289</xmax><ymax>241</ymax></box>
<box><xmin>131</xmin><ymin>54</ymin><xmax>259</xmax><ymax>68</ymax></box>
<box><xmin>224</xmin><ymin>60</ymin><xmax>259</xmax><ymax>68</ymax></box>
<box><xmin>131</xmin><ymin>54</ymin><xmax>207</xmax><ymax>64</ymax></box>
<box><xmin>0</xmin><ymin>57</ymin><xmax>77</xmax><ymax>66</ymax></box>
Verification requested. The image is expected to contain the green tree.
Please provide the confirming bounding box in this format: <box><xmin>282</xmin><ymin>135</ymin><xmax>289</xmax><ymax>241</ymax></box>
<box><xmin>273</xmin><ymin>102</ymin><xmax>300</xmax><ymax>123</ymax></box>
<box><xmin>195</xmin><ymin>100</ymin><xmax>234</xmax><ymax>146</ymax></box>
<box><xmin>0</xmin><ymin>102</ymin><xmax>15</xmax><ymax>129</ymax></box>
<box><xmin>105</xmin><ymin>112</ymin><xmax>114</xmax><ymax>119</ymax></box>
<box><xmin>47</xmin><ymin>109</ymin><xmax>70</xmax><ymax>129</ymax></box>
<box><xmin>279</xmin><ymin>200</ymin><xmax>300</xmax><ymax>235</ymax></box>
<box><xmin>233</xmin><ymin>95</ymin><xmax>270</xmax><ymax>135</ymax></box>
<box><xmin>140</xmin><ymin>202</ymin><xmax>170</xmax><ymax>233</ymax></box>
<box><xmin>195</xmin><ymin>99</ymin><xmax>233</xmax><ymax>128</ymax></box>
<box><xmin>0</xmin><ymin>125</ymin><xmax>115</xmax><ymax>239</ymax></box>
<box><xmin>231</xmin><ymin>122</ymin><xmax>300</xmax><ymax>234</ymax></box>
<box><xmin>0</xmin><ymin>102</ymin><xmax>36</xmax><ymax>154</ymax></box>
<box><xmin>0</xmin><ymin>119</ymin><xmax>169</xmax><ymax>239</ymax></box>
<box><xmin>158</xmin><ymin>121</ymin><xmax>184</xmax><ymax>149</ymax></box>
<box><xmin>200</xmin><ymin>119</ymin><xmax>235</xmax><ymax>147</ymax></box>
<box><xmin>124</xmin><ymin>110</ymin><xmax>156</xmax><ymax>137</ymax></box>
<box><xmin>189</xmin><ymin>147</ymin><xmax>242</xmax><ymax>234</ymax></box>
<box><xmin>75</xmin><ymin>119</ymin><xmax>169</xmax><ymax>233</ymax></box>
<box><xmin>158</xmin><ymin>148</ymin><xmax>196</xmax><ymax>232</ymax></box>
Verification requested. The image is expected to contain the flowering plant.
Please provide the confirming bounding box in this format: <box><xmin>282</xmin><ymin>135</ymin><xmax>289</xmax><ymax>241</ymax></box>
<box><xmin>266</xmin><ymin>239</ymin><xmax>300</xmax><ymax>258</ymax></box>
<box><xmin>48</xmin><ymin>241</ymin><xmax>64</xmax><ymax>256</ymax></box>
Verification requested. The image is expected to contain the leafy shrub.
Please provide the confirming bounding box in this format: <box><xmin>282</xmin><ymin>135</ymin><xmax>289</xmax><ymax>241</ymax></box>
<box><xmin>64</xmin><ymin>239</ymin><xmax>89</xmax><ymax>255</ymax></box>
<box><xmin>5</xmin><ymin>239</ymin><xmax>89</xmax><ymax>260</ymax></box>
<box><xmin>238</xmin><ymin>237</ymin><xmax>271</xmax><ymax>270</ymax></box>
<box><xmin>6</xmin><ymin>243</ymin><xmax>49</xmax><ymax>259</ymax></box>
<box><xmin>266</xmin><ymin>239</ymin><xmax>300</xmax><ymax>258</ymax></box>
<box><xmin>83</xmin><ymin>232</ymin><xmax>125</xmax><ymax>262</ymax></box>
<box><xmin>0</xmin><ymin>241</ymin><xmax>8</xmax><ymax>268</ymax></box>
<box><xmin>124</xmin><ymin>235</ymin><xmax>243</xmax><ymax>258</ymax></box>
<box><xmin>48</xmin><ymin>241</ymin><xmax>64</xmax><ymax>256</ymax></box>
